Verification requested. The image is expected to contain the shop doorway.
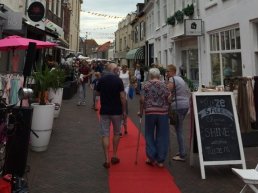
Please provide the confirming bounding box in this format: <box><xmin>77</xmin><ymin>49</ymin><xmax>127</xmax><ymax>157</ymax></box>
<box><xmin>182</xmin><ymin>49</ymin><xmax>199</xmax><ymax>89</ymax></box>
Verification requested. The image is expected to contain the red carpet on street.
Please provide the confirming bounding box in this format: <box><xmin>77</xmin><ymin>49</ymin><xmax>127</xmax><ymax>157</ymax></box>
<box><xmin>96</xmin><ymin>107</ymin><xmax>181</xmax><ymax>193</ymax></box>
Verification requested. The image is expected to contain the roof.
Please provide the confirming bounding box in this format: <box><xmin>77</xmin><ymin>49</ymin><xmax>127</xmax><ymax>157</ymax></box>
<box><xmin>97</xmin><ymin>41</ymin><xmax>111</xmax><ymax>52</ymax></box>
<box><xmin>84</xmin><ymin>39</ymin><xmax>98</xmax><ymax>47</ymax></box>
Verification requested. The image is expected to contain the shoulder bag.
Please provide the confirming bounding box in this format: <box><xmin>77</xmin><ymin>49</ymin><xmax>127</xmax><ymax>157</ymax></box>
<box><xmin>169</xmin><ymin>77</ymin><xmax>179</xmax><ymax>125</ymax></box>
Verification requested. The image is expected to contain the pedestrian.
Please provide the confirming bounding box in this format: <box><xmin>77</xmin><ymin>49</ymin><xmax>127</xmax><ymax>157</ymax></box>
<box><xmin>119</xmin><ymin>64</ymin><xmax>131</xmax><ymax>136</ymax></box>
<box><xmin>77</xmin><ymin>60</ymin><xmax>91</xmax><ymax>106</ymax></box>
<box><xmin>90</xmin><ymin>72</ymin><xmax>101</xmax><ymax>111</ymax></box>
<box><xmin>138</xmin><ymin>67</ymin><xmax>171</xmax><ymax>168</ymax></box>
<box><xmin>166</xmin><ymin>64</ymin><xmax>190</xmax><ymax>162</ymax></box>
<box><xmin>134</xmin><ymin>64</ymin><xmax>141</xmax><ymax>94</ymax></box>
<box><xmin>96</xmin><ymin>63</ymin><xmax>127</xmax><ymax>169</ymax></box>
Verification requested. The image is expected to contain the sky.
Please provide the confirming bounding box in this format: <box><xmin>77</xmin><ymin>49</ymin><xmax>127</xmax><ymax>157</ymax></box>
<box><xmin>80</xmin><ymin>0</ymin><xmax>144</xmax><ymax>45</ymax></box>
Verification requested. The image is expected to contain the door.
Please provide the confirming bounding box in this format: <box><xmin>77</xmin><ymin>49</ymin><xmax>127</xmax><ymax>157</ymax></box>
<box><xmin>182</xmin><ymin>49</ymin><xmax>199</xmax><ymax>90</ymax></box>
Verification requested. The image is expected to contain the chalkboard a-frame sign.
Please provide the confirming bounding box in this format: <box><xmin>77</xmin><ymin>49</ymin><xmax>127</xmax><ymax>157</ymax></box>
<box><xmin>192</xmin><ymin>92</ymin><xmax>246</xmax><ymax>179</ymax></box>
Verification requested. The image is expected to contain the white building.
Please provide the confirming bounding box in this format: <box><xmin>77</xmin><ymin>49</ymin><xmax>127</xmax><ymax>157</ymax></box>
<box><xmin>145</xmin><ymin>0</ymin><xmax>199</xmax><ymax>87</ymax></box>
<box><xmin>68</xmin><ymin>0</ymin><xmax>82</xmax><ymax>52</ymax></box>
<box><xmin>199</xmin><ymin>0</ymin><xmax>258</xmax><ymax>86</ymax></box>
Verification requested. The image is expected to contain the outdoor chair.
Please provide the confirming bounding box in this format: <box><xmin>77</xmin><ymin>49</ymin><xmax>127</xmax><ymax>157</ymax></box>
<box><xmin>232</xmin><ymin>164</ymin><xmax>258</xmax><ymax>193</ymax></box>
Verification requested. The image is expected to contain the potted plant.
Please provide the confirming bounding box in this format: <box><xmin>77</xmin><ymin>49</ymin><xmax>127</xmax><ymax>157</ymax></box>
<box><xmin>30</xmin><ymin>66</ymin><xmax>65</xmax><ymax>152</ymax></box>
<box><xmin>174</xmin><ymin>10</ymin><xmax>184</xmax><ymax>24</ymax></box>
<box><xmin>48</xmin><ymin>68</ymin><xmax>66</xmax><ymax>118</ymax></box>
<box><xmin>183</xmin><ymin>4</ymin><xmax>194</xmax><ymax>17</ymax></box>
<box><xmin>166</xmin><ymin>15</ymin><xmax>176</xmax><ymax>26</ymax></box>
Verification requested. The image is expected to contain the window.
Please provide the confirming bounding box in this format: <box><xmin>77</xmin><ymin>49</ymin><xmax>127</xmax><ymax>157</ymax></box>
<box><xmin>124</xmin><ymin>37</ymin><xmax>126</xmax><ymax>50</ymax></box>
<box><xmin>140</xmin><ymin>22</ymin><xmax>145</xmax><ymax>40</ymax></box>
<box><xmin>135</xmin><ymin>26</ymin><xmax>139</xmax><ymax>43</ymax></box>
<box><xmin>164</xmin><ymin>50</ymin><xmax>168</xmax><ymax>65</ymax></box>
<box><xmin>119</xmin><ymin>38</ymin><xmax>122</xmax><ymax>51</ymax></box>
<box><xmin>163</xmin><ymin>0</ymin><xmax>167</xmax><ymax>25</ymax></box>
<box><xmin>156</xmin><ymin>0</ymin><xmax>160</xmax><ymax>28</ymax></box>
<box><xmin>210</xmin><ymin>27</ymin><xmax>242</xmax><ymax>85</ymax></box>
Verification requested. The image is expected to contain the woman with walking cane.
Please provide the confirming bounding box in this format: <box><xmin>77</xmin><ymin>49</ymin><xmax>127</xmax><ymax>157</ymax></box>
<box><xmin>137</xmin><ymin>67</ymin><xmax>171</xmax><ymax>167</ymax></box>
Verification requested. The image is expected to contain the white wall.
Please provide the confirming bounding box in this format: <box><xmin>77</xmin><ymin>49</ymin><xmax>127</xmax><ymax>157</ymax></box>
<box><xmin>199</xmin><ymin>0</ymin><xmax>258</xmax><ymax>85</ymax></box>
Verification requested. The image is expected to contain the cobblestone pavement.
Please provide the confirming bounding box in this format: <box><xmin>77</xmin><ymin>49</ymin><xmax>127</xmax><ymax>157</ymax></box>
<box><xmin>27</xmin><ymin>87</ymin><xmax>258</xmax><ymax>193</ymax></box>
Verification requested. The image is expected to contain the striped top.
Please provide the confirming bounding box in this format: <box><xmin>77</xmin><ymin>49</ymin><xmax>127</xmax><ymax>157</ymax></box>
<box><xmin>142</xmin><ymin>80</ymin><xmax>170</xmax><ymax>115</ymax></box>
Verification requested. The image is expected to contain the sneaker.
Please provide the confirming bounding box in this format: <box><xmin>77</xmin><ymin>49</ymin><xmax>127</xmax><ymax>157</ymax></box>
<box><xmin>77</xmin><ymin>102</ymin><xmax>81</xmax><ymax>106</ymax></box>
<box><xmin>81</xmin><ymin>101</ymin><xmax>86</xmax><ymax>106</ymax></box>
<box><xmin>172</xmin><ymin>155</ymin><xmax>185</xmax><ymax>162</ymax></box>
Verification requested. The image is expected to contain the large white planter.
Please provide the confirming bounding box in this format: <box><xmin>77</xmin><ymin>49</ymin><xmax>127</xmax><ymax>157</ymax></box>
<box><xmin>48</xmin><ymin>88</ymin><xmax>63</xmax><ymax>118</ymax></box>
<box><xmin>30</xmin><ymin>103</ymin><xmax>55</xmax><ymax>152</ymax></box>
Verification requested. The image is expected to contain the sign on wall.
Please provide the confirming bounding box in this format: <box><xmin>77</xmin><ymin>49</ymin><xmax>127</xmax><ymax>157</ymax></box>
<box><xmin>192</xmin><ymin>92</ymin><xmax>246</xmax><ymax>179</ymax></box>
<box><xmin>27</xmin><ymin>1</ymin><xmax>45</xmax><ymax>22</ymax></box>
<box><xmin>184</xmin><ymin>19</ymin><xmax>203</xmax><ymax>36</ymax></box>
<box><xmin>4</xmin><ymin>12</ymin><xmax>22</xmax><ymax>30</ymax></box>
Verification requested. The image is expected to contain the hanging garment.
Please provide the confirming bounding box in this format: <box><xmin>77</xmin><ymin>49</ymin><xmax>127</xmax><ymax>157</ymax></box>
<box><xmin>246</xmin><ymin>78</ymin><xmax>256</xmax><ymax>122</ymax></box>
<box><xmin>237</xmin><ymin>78</ymin><xmax>251</xmax><ymax>133</ymax></box>
<box><xmin>9</xmin><ymin>77</ymin><xmax>19</xmax><ymax>105</ymax></box>
<box><xmin>253</xmin><ymin>76</ymin><xmax>258</xmax><ymax>129</ymax></box>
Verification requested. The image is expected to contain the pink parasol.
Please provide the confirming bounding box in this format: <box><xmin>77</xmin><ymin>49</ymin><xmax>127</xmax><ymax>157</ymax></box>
<box><xmin>0</xmin><ymin>35</ymin><xmax>58</xmax><ymax>51</ymax></box>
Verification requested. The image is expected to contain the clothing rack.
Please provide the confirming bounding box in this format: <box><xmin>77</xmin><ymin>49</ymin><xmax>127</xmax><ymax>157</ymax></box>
<box><xmin>224</xmin><ymin>76</ymin><xmax>254</xmax><ymax>91</ymax></box>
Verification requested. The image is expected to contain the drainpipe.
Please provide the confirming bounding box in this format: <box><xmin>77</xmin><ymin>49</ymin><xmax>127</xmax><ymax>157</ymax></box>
<box><xmin>196</xmin><ymin>0</ymin><xmax>203</xmax><ymax>88</ymax></box>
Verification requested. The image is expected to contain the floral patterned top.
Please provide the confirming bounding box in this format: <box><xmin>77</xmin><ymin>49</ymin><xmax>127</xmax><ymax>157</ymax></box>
<box><xmin>142</xmin><ymin>80</ymin><xmax>170</xmax><ymax>115</ymax></box>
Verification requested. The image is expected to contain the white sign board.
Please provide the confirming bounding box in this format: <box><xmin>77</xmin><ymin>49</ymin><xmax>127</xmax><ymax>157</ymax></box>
<box><xmin>4</xmin><ymin>12</ymin><xmax>22</xmax><ymax>30</ymax></box>
<box><xmin>184</xmin><ymin>19</ymin><xmax>202</xmax><ymax>36</ymax></box>
<box><xmin>192</xmin><ymin>92</ymin><xmax>246</xmax><ymax>179</ymax></box>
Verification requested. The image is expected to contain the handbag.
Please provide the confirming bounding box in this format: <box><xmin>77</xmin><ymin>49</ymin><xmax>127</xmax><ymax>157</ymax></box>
<box><xmin>169</xmin><ymin>77</ymin><xmax>178</xmax><ymax>125</ymax></box>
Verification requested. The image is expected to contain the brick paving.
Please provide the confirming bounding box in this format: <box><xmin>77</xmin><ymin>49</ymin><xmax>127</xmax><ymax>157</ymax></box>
<box><xmin>27</xmin><ymin>87</ymin><xmax>258</xmax><ymax>193</ymax></box>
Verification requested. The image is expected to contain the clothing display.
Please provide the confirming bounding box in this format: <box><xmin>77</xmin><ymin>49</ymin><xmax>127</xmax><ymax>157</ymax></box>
<box><xmin>224</xmin><ymin>77</ymin><xmax>257</xmax><ymax>132</ymax></box>
<box><xmin>0</xmin><ymin>74</ymin><xmax>24</xmax><ymax>105</ymax></box>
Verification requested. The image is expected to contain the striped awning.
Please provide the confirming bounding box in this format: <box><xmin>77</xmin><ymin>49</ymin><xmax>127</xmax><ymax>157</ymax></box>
<box><xmin>126</xmin><ymin>47</ymin><xmax>144</xmax><ymax>60</ymax></box>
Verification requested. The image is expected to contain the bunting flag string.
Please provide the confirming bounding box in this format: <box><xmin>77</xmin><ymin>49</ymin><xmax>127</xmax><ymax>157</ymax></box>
<box><xmin>81</xmin><ymin>25</ymin><xmax>116</xmax><ymax>30</ymax></box>
<box><xmin>83</xmin><ymin>32</ymin><xmax>114</xmax><ymax>36</ymax></box>
<box><xmin>81</xmin><ymin>10</ymin><xmax>124</xmax><ymax>19</ymax></box>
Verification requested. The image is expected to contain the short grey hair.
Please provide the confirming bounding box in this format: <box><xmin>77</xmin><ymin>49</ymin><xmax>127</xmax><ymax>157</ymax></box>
<box><xmin>107</xmin><ymin>63</ymin><xmax>117</xmax><ymax>72</ymax></box>
<box><xmin>149</xmin><ymin>68</ymin><xmax>160</xmax><ymax>79</ymax></box>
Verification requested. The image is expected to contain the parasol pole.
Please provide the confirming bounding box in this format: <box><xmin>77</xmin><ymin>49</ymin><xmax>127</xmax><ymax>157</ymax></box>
<box><xmin>20</xmin><ymin>42</ymin><xmax>37</xmax><ymax>107</ymax></box>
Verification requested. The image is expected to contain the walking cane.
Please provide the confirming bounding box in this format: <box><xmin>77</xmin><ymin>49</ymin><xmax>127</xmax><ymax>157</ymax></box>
<box><xmin>135</xmin><ymin>117</ymin><xmax>142</xmax><ymax>165</ymax></box>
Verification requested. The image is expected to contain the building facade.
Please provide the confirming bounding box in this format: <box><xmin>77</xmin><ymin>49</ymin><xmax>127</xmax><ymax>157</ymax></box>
<box><xmin>199</xmin><ymin>0</ymin><xmax>258</xmax><ymax>86</ymax></box>
<box><xmin>114</xmin><ymin>13</ymin><xmax>135</xmax><ymax>66</ymax></box>
<box><xmin>0</xmin><ymin>0</ymin><xmax>82</xmax><ymax>72</ymax></box>
<box><xmin>125</xmin><ymin>3</ymin><xmax>146</xmax><ymax>68</ymax></box>
<box><xmin>68</xmin><ymin>0</ymin><xmax>82</xmax><ymax>53</ymax></box>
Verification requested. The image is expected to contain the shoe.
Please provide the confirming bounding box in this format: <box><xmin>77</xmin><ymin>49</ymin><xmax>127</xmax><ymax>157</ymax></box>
<box><xmin>81</xmin><ymin>101</ymin><xmax>86</xmax><ymax>106</ymax></box>
<box><xmin>111</xmin><ymin>157</ymin><xmax>120</xmax><ymax>165</ymax></box>
<box><xmin>156</xmin><ymin>162</ymin><xmax>164</xmax><ymax>168</ymax></box>
<box><xmin>145</xmin><ymin>159</ymin><xmax>154</xmax><ymax>166</ymax></box>
<box><xmin>172</xmin><ymin>155</ymin><xmax>185</xmax><ymax>162</ymax></box>
<box><xmin>77</xmin><ymin>102</ymin><xmax>81</xmax><ymax>106</ymax></box>
<box><xmin>124</xmin><ymin>130</ymin><xmax>128</xmax><ymax>135</ymax></box>
<box><xmin>103</xmin><ymin>162</ymin><xmax>110</xmax><ymax>169</ymax></box>
<box><xmin>119</xmin><ymin>133</ymin><xmax>122</xmax><ymax>137</ymax></box>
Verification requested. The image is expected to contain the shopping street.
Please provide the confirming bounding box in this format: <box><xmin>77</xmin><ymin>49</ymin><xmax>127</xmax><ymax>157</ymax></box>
<box><xmin>26</xmin><ymin>87</ymin><xmax>258</xmax><ymax>193</ymax></box>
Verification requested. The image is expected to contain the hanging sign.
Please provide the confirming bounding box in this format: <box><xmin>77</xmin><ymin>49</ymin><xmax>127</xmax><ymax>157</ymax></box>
<box><xmin>184</xmin><ymin>19</ymin><xmax>203</xmax><ymax>36</ymax></box>
<box><xmin>27</xmin><ymin>2</ymin><xmax>45</xmax><ymax>22</ymax></box>
<box><xmin>192</xmin><ymin>92</ymin><xmax>246</xmax><ymax>179</ymax></box>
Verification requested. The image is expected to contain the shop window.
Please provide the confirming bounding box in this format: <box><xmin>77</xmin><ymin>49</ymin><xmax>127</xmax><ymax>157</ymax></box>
<box><xmin>210</xmin><ymin>27</ymin><xmax>242</xmax><ymax>85</ymax></box>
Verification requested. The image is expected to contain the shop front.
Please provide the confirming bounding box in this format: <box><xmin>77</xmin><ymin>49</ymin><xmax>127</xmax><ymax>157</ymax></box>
<box><xmin>126</xmin><ymin>46</ymin><xmax>145</xmax><ymax>68</ymax></box>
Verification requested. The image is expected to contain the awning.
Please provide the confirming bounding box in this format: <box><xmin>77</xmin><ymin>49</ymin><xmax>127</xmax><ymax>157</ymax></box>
<box><xmin>56</xmin><ymin>45</ymin><xmax>69</xmax><ymax>50</ymax></box>
<box><xmin>126</xmin><ymin>47</ymin><xmax>144</xmax><ymax>60</ymax></box>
